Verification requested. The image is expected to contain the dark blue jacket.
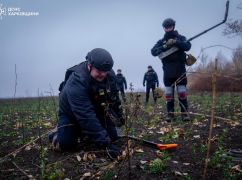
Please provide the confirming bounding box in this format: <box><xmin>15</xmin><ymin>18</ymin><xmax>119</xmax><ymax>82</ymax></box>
<box><xmin>151</xmin><ymin>30</ymin><xmax>191</xmax><ymax>81</ymax></box>
<box><xmin>116</xmin><ymin>74</ymin><xmax>127</xmax><ymax>90</ymax></box>
<box><xmin>143</xmin><ymin>69</ymin><xmax>159</xmax><ymax>87</ymax></box>
<box><xmin>58</xmin><ymin>61</ymin><xmax>122</xmax><ymax>147</ymax></box>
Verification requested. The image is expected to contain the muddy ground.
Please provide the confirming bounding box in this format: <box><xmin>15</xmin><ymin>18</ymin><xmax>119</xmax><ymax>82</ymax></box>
<box><xmin>0</xmin><ymin>95</ymin><xmax>242</xmax><ymax>179</ymax></box>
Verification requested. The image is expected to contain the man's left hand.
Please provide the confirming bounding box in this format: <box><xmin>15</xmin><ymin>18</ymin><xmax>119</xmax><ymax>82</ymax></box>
<box><xmin>166</xmin><ymin>39</ymin><xmax>176</xmax><ymax>46</ymax></box>
<box><xmin>119</xmin><ymin>116</ymin><xmax>125</xmax><ymax>126</ymax></box>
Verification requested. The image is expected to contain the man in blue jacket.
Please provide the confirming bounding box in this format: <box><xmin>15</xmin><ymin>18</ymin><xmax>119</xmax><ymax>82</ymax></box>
<box><xmin>151</xmin><ymin>18</ymin><xmax>191</xmax><ymax>122</ymax></box>
<box><xmin>116</xmin><ymin>69</ymin><xmax>127</xmax><ymax>101</ymax></box>
<box><xmin>143</xmin><ymin>65</ymin><xmax>159</xmax><ymax>105</ymax></box>
<box><xmin>49</xmin><ymin>48</ymin><xmax>124</xmax><ymax>159</ymax></box>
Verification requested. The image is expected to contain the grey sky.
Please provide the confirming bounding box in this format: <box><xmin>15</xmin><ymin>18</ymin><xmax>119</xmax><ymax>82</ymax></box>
<box><xmin>0</xmin><ymin>0</ymin><xmax>241</xmax><ymax>98</ymax></box>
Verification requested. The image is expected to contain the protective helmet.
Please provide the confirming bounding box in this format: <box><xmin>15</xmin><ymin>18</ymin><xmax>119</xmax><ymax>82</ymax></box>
<box><xmin>117</xmin><ymin>69</ymin><xmax>122</xmax><ymax>72</ymax></box>
<box><xmin>162</xmin><ymin>18</ymin><xmax>176</xmax><ymax>28</ymax></box>
<box><xmin>86</xmin><ymin>48</ymin><xmax>114</xmax><ymax>71</ymax></box>
<box><xmin>148</xmin><ymin>65</ymin><xmax>152</xmax><ymax>68</ymax></box>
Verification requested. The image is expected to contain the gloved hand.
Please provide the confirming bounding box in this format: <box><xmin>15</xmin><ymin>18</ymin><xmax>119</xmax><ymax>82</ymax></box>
<box><xmin>119</xmin><ymin>116</ymin><xmax>125</xmax><ymax>126</ymax></box>
<box><xmin>114</xmin><ymin>116</ymin><xmax>125</xmax><ymax>127</ymax></box>
<box><xmin>106</xmin><ymin>144</ymin><xmax>121</xmax><ymax>160</ymax></box>
<box><xmin>166</xmin><ymin>39</ymin><xmax>176</xmax><ymax>47</ymax></box>
<box><xmin>143</xmin><ymin>83</ymin><xmax>145</xmax><ymax>87</ymax></box>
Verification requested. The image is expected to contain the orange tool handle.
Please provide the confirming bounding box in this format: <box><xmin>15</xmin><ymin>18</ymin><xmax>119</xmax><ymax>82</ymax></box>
<box><xmin>156</xmin><ymin>143</ymin><xmax>178</xmax><ymax>150</ymax></box>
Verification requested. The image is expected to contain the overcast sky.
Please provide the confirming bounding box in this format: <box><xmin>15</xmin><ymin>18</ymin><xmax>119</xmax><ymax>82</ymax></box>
<box><xmin>0</xmin><ymin>0</ymin><xmax>241</xmax><ymax>98</ymax></box>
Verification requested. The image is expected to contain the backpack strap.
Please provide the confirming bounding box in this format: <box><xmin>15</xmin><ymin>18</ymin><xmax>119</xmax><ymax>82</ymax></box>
<box><xmin>59</xmin><ymin>63</ymin><xmax>83</xmax><ymax>92</ymax></box>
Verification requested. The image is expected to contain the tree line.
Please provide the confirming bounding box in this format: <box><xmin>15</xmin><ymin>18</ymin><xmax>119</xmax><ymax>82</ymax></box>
<box><xmin>188</xmin><ymin>46</ymin><xmax>242</xmax><ymax>92</ymax></box>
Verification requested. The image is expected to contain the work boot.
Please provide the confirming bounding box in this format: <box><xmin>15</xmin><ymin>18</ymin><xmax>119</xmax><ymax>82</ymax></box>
<box><xmin>181</xmin><ymin>112</ymin><xmax>190</xmax><ymax>122</ymax></box>
<box><xmin>165</xmin><ymin>113</ymin><xmax>175</xmax><ymax>122</ymax></box>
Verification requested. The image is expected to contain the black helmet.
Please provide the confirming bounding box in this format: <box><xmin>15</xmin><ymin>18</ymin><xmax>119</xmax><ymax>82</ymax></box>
<box><xmin>86</xmin><ymin>48</ymin><xmax>114</xmax><ymax>71</ymax></box>
<box><xmin>148</xmin><ymin>65</ymin><xmax>152</xmax><ymax>68</ymax></box>
<box><xmin>117</xmin><ymin>69</ymin><xmax>121</xmax><ymax>72</ymax></box>
<box><xmin>162</xmin><ymin>18</ymin><xmax>176</xmax><ymax>28</ymax></box>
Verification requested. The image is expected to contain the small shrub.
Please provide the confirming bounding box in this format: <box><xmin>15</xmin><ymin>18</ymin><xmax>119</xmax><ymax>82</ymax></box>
<box><xmin>102</xmin><ymin>170</ymin><xmax>115</xmax><ymax>180</ymax></box>
<box><xmin>147</xmin><ymin>156</ymin><xmax>170</xmax><ymax>174</ymax></box>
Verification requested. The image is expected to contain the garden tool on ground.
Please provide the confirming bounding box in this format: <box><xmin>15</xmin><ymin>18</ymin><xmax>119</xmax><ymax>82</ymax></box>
<box><xmin>118</xmin><ymin>135</ymin><xmax>178</xmax><ymax>151</ymax></box>
<box><xmin>226</xmin><ymin>149</ymin><xmax>242</xmax><ymax>162</ymax></box>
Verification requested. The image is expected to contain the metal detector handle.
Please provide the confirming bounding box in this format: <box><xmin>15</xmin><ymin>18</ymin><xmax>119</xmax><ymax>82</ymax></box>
<box><xmin>224</xmin><ymin>0</ymin><xmax>229</xmax><ymax>22</ymax></box>
<box><xmin>187</xmin><ymin>0</ymin><xmax>229</xmax><ymax>42</ymax></box>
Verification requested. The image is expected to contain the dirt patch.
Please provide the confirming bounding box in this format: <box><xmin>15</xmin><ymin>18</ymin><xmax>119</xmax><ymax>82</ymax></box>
<box><xmin>0</xmin><ymin>96</ymin><xmax>242</xmax><ymax>179</ymax></box>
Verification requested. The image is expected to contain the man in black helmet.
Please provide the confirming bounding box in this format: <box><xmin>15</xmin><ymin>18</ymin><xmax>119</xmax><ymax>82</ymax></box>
<box><xmin>115</xmin><ymin>69</ymin><xmax>127</xmax><ymax>101</ymax></box>
<box><xmin>49</xmin><ymin>48</ymin><xmax>124</xmax><ymax>160</ymax></box>
<box><xmin>143</xmin><ymin>65</ymin><xmax>159</xmax><ymax>105</ymax></box>
<box><xmin>151</xmin><ymin>18</ymin><xmax>191</xmax><ymax>122</ymax></box>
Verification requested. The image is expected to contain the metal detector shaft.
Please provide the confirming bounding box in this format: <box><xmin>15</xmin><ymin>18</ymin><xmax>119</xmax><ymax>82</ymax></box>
<box><xmin>158</xmin><ymin>0</ymin><xmax>230</xmax><ymax>60</ymax></box>
<box><xmin>120</xmin><ymin>135</ymin><xmax>178</xmax><ymax>151</ymax></box>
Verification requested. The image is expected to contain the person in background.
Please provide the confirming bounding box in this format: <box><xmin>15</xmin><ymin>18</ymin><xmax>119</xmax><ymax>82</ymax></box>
<box><xmin>115</xmin><ymin>69</ymin><xmax>127</xmax><ymax>101</ymax></box>
<box><xmin>143</xmin><ymin>65</ymin><xmax>159</xmax><ymax>105</ymax></box>
<box><xmin>151</xmin><ymin>18</ymin><xmax>191</xmax><ymax>122</ymax></box>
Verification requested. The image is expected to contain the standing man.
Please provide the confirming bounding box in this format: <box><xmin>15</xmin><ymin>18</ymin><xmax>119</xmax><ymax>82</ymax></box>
<box><xmin>151</xmin><ymin>18</ymin><xmax>191</xmax><ymax>122</ymax></box>
<box><xmin>143</xmin><ymin>65</ymin><xmax>159</xmax><ymax>104</ymax></box>
<box><xmin>116</xmin><ymin>69</ymin><xmax>127</xmax><ymax>101</ymax></box>
<box><xmin>49</xmin><ymin>48</ymin><xmax>124</xmax><ymax>159</ymax></box>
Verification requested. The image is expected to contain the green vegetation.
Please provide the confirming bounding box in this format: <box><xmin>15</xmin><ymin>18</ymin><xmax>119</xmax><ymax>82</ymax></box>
<box><xmin>0</xmin><ymin>92</ymin><xmax>241</xmax><ymax>179</ymax></box>
<box><xmin>146</xmin><ymin>153</ymin><xmax>170</xmax><ymax>174</ymax></box>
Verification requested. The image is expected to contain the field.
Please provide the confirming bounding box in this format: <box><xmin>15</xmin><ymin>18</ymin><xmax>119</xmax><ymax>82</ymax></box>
<box><xmin>0</xmin><ymin>92</ymin><xmax>242</xmax><ymax>179</ymax></box>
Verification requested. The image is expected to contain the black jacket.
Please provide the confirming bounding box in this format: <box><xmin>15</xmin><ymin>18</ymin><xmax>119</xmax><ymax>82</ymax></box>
<box><xmin>58</xmin><ymin>61</ymin><xmax>122</xmax><ymax>147</ymax></box>
<box><xmin>151</xmin><ymin>30</ymin><xmax>191</xmax><ymax>80</ymax></box>
<box><xmin>116</xmin><ymin>74</ymin><xmax>127</xmax><ymax>90</ymax></box>
<box><xmin>143</xmin><ymin>69</ymin><xmax>159</xmax><ymax>87</ymax></box>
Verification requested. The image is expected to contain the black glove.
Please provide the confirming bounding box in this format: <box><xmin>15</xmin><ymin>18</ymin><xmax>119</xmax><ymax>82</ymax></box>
<box><xmin>166</xmin><ymin>39</ymin><xmax>176</xmax><ymax>47</ymax></box>
<box><xmin>143</xmin><ymin>83</ymin><xmax>145</xmax><ymax>87</ymax></box>
<box><xmin>113</xmin><ymin>116</ymin><xmax>125</xmax><ymax>127</ymax></box>
<box><xmin>119</xmin><ymin>116</ymin><xmax>125</xmax><ymax>126</ymax></box>
<box><xmin>106</xmin><ymin>144</ymin><xmax>121</xmax><ymax>160</ymax></box>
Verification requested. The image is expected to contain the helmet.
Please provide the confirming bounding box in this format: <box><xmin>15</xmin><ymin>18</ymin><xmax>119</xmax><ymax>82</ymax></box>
<box><xmin>117</xmin><ymin>69</ymin><xmax>121</xmax><ymax>72</ymax></box>
<box><xmin>148</xmin><ymin>65</ymin><xmax>152</xmax><ymax>68</ymax></box>
<box><xmin>162</xmin><ymin>18</ymin><xmax>176</xmax><ymax>28</ymax></box>
<box><xmin>86</xmin><ymin>48</ymin><xmax>114</xmax><ymax>71</ymax></box>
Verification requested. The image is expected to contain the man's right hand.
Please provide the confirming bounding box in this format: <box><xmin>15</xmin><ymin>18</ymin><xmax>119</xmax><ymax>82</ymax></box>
<box><xmin>166</xmin><ymin>39</ymin><xmax>176</xmax><ymax>47</ymax></box>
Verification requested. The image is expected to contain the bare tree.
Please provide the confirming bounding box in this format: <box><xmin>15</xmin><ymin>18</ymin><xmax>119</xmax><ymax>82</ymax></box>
<box><xmin>199</xmin><ymin>52</ymin><xmax>209</xmax><ymax>70</ymax></box>
<box><xmin>232</xmin><ymin>46</ymin><xmax>242</xmax><ymax>75</ymax></box>
<box><xmin>188</xmin><ymin>46</ymin><xmax>242</xmax><ymax>92</ymax></box>
<box><xmin>223</xmin><ymin>19</ymin><xmax>242</xmax><ymax>37</ymax></box>
<box><xmin>223</xmin><ymin>3</ymin><xmax>242</xmax><ymax>37</ymax></box>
